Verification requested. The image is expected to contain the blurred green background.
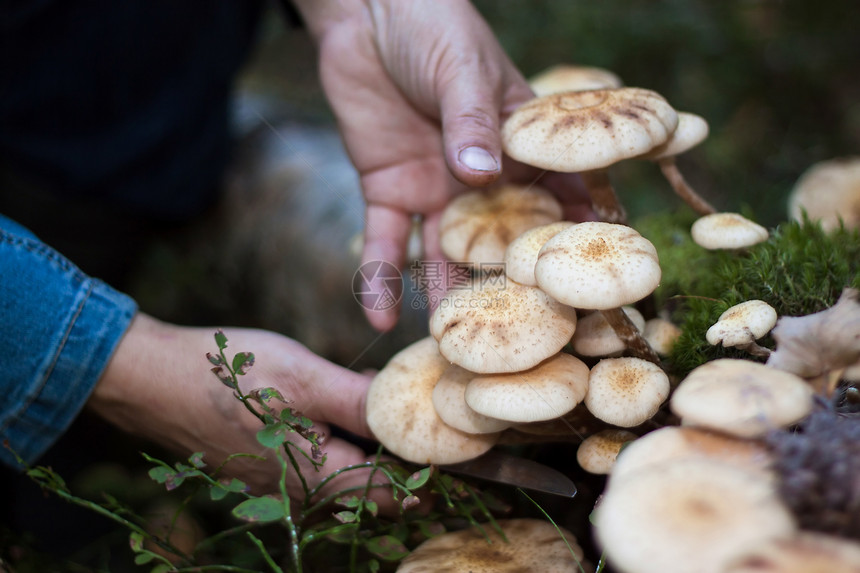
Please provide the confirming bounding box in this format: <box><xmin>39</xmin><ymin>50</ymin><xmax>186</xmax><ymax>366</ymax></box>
<box><xmin>244</xmin><ymin>0</ymin><xmax>860</xmax><ymax>226</ymax></box>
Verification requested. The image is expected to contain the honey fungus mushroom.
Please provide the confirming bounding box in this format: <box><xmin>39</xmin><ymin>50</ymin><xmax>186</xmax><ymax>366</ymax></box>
<box><xmin>366</xmin><ymin>337</ymin><xmax>499</xmax><ymax>465</ymax></box>
<box><xmin>438</xmin><ymin>183</ymin><xmax>562</xmax><ymax>265</ymax></box>
<box><xmin>535</xmin><ymin>221</ymin><xmax>662</xmax><ymax>363</ymax></box>
<box><xmin>429</xmin><ymin>279</ymin><xmax>577</xmax><ymax>374</ymax></box>
<box><xmin>503</xmin><ymin>221</ymin><xmax>574</xmax><ymax>286</ymax></box>
<box><xmin>528</xmin><ymin>63</ymin><xmax>623</xmax><ymax>96</ymax></box>
<box><xmin>706</xmin><ymin>299</ymin><xmax>778</xmax><ymax>358</ymax></box>
<box><xmin>396</xmin><ymin>518</ymin><xmax>589</xmax><ymax>573</ymax></box>
<box><xmin>788</xmin><ymin>156</ymin><xmax>860</xmax><ymax>231</ymax></box>
<box><xmin>576</xmin><ymin>428</ymin><xmax>638</xmax><ymax>475</ymax></box>
<box><xmin>502</xmin><ymin>87</ymin><xmax>678</xmax><ymax>223</ymax></box>
<box><xmin>584</xmin><ymin>357</ymin><xmax>670</xmax><ymax>427</ymax></box>
<box><xmin>691</xmin><ymin>212</ymin><xmax>769</xmax><ymax>250</ymax></box>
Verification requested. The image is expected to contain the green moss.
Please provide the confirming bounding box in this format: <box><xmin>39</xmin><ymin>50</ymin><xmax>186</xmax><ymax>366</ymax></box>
<box><xmin>636</xmin><ymin>214</ymin><xmax>860</xmax><ymax>376</ymax></box>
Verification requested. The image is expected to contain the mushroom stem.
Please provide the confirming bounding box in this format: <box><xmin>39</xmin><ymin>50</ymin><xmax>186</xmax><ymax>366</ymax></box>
<box><xmin>600</xmin><ymin>307</ymin><xmax>662</xmax><ymax>366</ymax></box>
<box><xmin>657</xmin><ymin>158</ymin><xmax>716</xmax><ymax>215</ymax></box>
<box><xmin>580</xmin><ymin>169</ymin><xmax>627</xmax><ymax>224</ymax></box>
<box><xmin>736</xmin><ymin>340</ymin><xmax>773</xmax><ymax>359</ymax></box>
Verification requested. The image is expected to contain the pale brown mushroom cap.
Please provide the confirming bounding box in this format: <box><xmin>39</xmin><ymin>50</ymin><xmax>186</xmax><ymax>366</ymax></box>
<box><xmin>397</xmin><ymin>518</ymin><xmax>587</xmax><ymax>573</ymax></box>
<box><xmin>643</xmin><ymin>317</ymin><xmax>682</xmax><ymax>356</ymax></box>
<box><xmin>528</xmin><ymin>64</ymin><xmax>623</xmax><ymax>96</ymax></box>
<box><xmin>594</xmin><ymin>459</ymin><xmax>796</xmax><ymax>573</ymax></box>
<box><xmin>724</xmin><ymin>531</ymin><xmax>860</xmax><ymax>573</ymax></box>
<box><xmin>576</xmin><ymin>429</ymin><xmax>638</xmax><ymax>475</ymax></box>
<box><xmin>464</xmin><ymin>352</ymin><xmax>590</xmax><ymax>423</ymax></box>
<box><xmin>788</xmin><ymin>156</ymin><xmax>860</xmax><ymax>232</ymax></box>
<box><xmin>640</xmin><ymin>112</ymin><xmax>709</xmax><ymax>160</ymax></box>
<box><xmin>535</xmin><ymin>221</ymin><xmax>662</xmax><ymax>310</ymax></box>
<box><xmin>706</xmin><ymin>300</ymin><xmax>778</xmax><ymax>348</ymax></box>
<box><xmin>609</xmin><ymin>426</ymin><xmax>774</xmax><ymax>487</ymax></box>
<box><xmin>504</xmin><ymin>221</ymin><xmax>575</xmax><ymax>286</ymax></box>
<box><xmin>501</xmin><ymin>87</ymin><xmax>679</xmax><ymax>173</ymax></box>
<box><xmin>438</xmin><ymin>184</ymin><xmax>563</xmax><ymax>265</ymax></box>
<box><xmin>585</xmin><ymin>357</ymin><xmax>670</xmax><ymax>427</ymax></box>
<box><xmin>572</xmin><ymin>306</ymin><xmax>646</xmax><ymax>357</ymax></box>
<box><xmin>429</xmin><ymin>279</ymin><xmax>578</xmax><ymax>374</ymax></box>
<box><xmin>691</xmin><ymin>212</ymin><xmax>769</xmax><ymax>250</ymax></box>
<box><xmin>670</xmin><ymin>359</ymin><xmax>814</xmax><ymax>438</ymax></box>
<box><xmin>432</xmin><ymin>364</ymin><xmax>512</xmax><ymax>434</ymax></box>
<box><xmin>366</xmin><ymin>337</ymin><xmax>499</xmax><ymax>464</ymax></box>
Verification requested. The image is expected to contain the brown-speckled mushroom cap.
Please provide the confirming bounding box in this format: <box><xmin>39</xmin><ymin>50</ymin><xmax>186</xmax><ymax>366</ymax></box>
<box><xmin>429</xmin><ymin>279</ymin><xmax>578</xmax><ymax>374</ymax></box>
<box><xmin>640</xmin><ymin>112</ymin><xmax>709</xmax><ymax>161</ymax></box>
<box><xmin>584</xmin><ymin>357</ymin><xmax>670</xmax><ymax>427</ymax></box>
<box><xmin>572</xmin><ymin>306</ymin><xmax>646</xmax><ymax>357</ymax></box>
<box><xmin>529</xmin><ymin>64</ymin><xmax>623</xmax><ymax>96</ymax></box>
<box><xmin>706</xmin><ymin>300</ymin><xmax>778</xmax><ymax>348</ymax></box>
<box><xmin>396</xmin><ymin>518</ymin><xmax>587</xmax><ymax>573</ymax></box>
<box><xmin>504</xmin><ymin>221</ymin><xmax>575</xmax><ymax>286</ymax></box>
<box><xmin>691</xmin><ymin>212</ymin><xmax>769</xmax><ymax>250</ymax></box>
<box><xmin>594</xmin><ymin>459</ymin><xmax>797</xmax><ymax>573</ymax></box>
<box><xmin>463</xmin><ymin>352</ymin><xmax>590</xmax><ymax>423</ymax></box>
<box><xmin>576</xmin><ymin>428</ymin><xmax>638</xmax><ymax>475</ymax></box>
<box><xmin>366</xmin><ymin>337</ymin><xmax>499</xmax><ymax>465</ymax></box>
<box><xmin>670</xmin><ymin>359</ymin><xmax>814</xmax><ymax>439</ymax></box>
<box><xmin>432</xmin><ymin>364</ymin><xmax>512</xmax><ymax>434</ymax></box>
<box><xmin>501</xmin><ymin>87</ymin><xmax>678</xmax><ymax>173</ymax></box>
<box><xmin>535</xmin><ymin>221</ymin><xmax>661</xmax><ymax>310</ymax></box>
<box><xmin>788</xmin><ymin>156</ymin><xmax>860</xmax><ymax>232</ymax></box>
<box><xmin>438</xmin><ymin>184</ymin><xmax>563</xmax><ymax>265</ymax></box>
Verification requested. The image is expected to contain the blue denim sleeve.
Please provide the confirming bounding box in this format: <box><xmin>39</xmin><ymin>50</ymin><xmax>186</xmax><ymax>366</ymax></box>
<box><xmin>0</xmin><ymin>214</ymin><xmax>138</xmax><ymax>467</ymax></box>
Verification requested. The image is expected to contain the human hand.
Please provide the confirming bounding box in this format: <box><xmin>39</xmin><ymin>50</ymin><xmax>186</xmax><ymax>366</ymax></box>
<box><xmin>294</xmin><ymin>0</ymin><xmax>592</xmax><ymax>331</ymax></box>
<box><xmin>89</xmin><ymin>313</ymin><xmax>389</xmax><ymax>503</ymax></box>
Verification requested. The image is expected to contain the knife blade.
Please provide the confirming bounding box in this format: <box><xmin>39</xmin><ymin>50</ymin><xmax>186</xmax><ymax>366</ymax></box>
<box><xmin>440</xmin><ymin>449</ymin><xmax>577</xmax><ymax>498</ymax></box>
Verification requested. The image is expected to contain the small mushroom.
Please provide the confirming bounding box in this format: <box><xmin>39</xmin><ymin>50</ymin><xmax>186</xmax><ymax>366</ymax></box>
<box><xmin>576</xmin><ymin>428</ymin><xmax>638</xmax><ymax>475</ymax></box>
<box><xmin>535</xmin><ymin>221</ymin><xmax>662</xmax><ymax>363</ymax></box>
<box><xmin>438</xmin><ymin>183</ymin><xmax>563</xmax><ymax>265</ymax></box>
<box><xmin>431</xmin><ymin>364</ymin><xmax>513</xmax><ymax>434</ymax></box>
<box><xmin>429</xmin><ymin>279</ymin><xmax>578</xmax><ymax>374</ymax></box>
<box><xmin>528</xmin><ymin>64</ymin><xmax>623</xmax><ymax>96</ymax></box>
<box><xmin>724</xmin><ymin>531</ymin><xmax>860</xmax><ymax>573</ymax></box>
<box><xmin>788</xmin><ymin>156</ymin><xmax>860</xmax><ymax>231</ymax></box>
<box><xmin>397</xmin><ymin>518</ymin><xmax>588</xmax><ymax>573</ymax></box>
<box><xmin>502</xmin><ymin>87</ymin><xmax>679</xmax><ymax>223</ymax></box>
<box><xmin>638</xmin><ymin>112</ymin><xmax>716</xmax><ymax>215</ymax></box>
<box><xmin>642</xmin><ymin>317</ymin><xmax>682</xmax><ymax>357</ymax></box>
<box><xmin>706</xmin><ymin>299</ymin><xmax>778</xmax><ymax>358</ymax></box>
<box><xmin>670</xmin><ymin>359</ymin><xmax>814</xmax><ymax>439</ymax></box>
<box><xmin>503</xmin><ymin>221</ymin><xmax>575</xmax><ymax>286</ymax></box>
<box><xmin>572</xmin><ymin>306</ymin><xmax>646</xmax><ymax>358</ymax></box>
<box><xmin>691</xmin><ymin>212</ymin><xmax>769</xmax><ymax>250</ymax></box>
<box><xmin>585</xmin><ymin>357</ymin><xmax>670</xmax><ymax>427</ymax></box>
<box><xmin>464</xmin><ymin>352</ymin><xmax>590</xmax><ymax>423</ymax></box>
<box><xmin>594</xmin><ymin>459</ymin><xmax>797</xmax><ymax>573</ymax></box>
<box><xmin>366</xmin><ymin>337</ymin><xmax>499</xmax><ymax>465</ymax></box>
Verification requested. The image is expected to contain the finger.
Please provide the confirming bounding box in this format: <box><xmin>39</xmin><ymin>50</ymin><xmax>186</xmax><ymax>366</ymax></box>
<box><xmin>304</xmin><ymin>360</ymin><xmax>374</xmax><ymax>440</ymax></box>
<box><xmin>360</xmin><ymin>203</ymin><xmax>412</xmax><ymax>332</ymax></box>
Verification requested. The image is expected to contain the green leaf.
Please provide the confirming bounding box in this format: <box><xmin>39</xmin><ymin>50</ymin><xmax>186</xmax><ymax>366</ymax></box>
<box><xmin>148</xmin><ymin>466</ymin><xmax>173</xmax><ymax>484</ymax></box>
<box><xmin>214</xmin><ymin>330</ymin><xmax>228</xmax><ymax>350</ymax></box>
<box><xmin>232</xmin><ymin>351</ymin><xmax>255</xmax><ymax>375</ymax></box>
<box><xmin>365</xmin><ymin>535</ymin><xmax>410</xmax><ymax>561</ymax></box>
<box><xmin>134</xmin><ymin>552</ymin><xmax>155</xmax><ymax>565</ymax></box>
<box><xmin>188</xmin><ymin>452</ymin><xmax>206</xmax><ymax>468</ymax></box>
<box><xmin>256</xmin><ymin>423</ymin><xmax>290</xmax><ymax>448</ymax></box>
<box><xmin>150</xmin><ymin>565</ymin><xmax>173</xmax><ymax>573</ymax></box>
<box><xmin>232</xmin><ymin>496</ymin><xmax>286</xmax><ymax>523</ymax></box>
<box><xmin>206</xmin><ymin>352</ymin><xmax>222</xmax><ymax>366</ymax></box>
<box><xmin>211</xmin><ymin>477</ymin><xmax>248</xmax><ymax>501</ymax></box>
<box><xmin>364</xmin><ymin>500</ymin><xmax>379</xmax><ymax>517</ymax></box>
<box><xmin>324</xmin><ymin>523</ymin><xmax>360</xmax><ymax>544</ymax></box>
<box><xmin>335</xmin><ymin>495</ymin><xmax>361</xmax><ymax>509</ymax></box>
<box><xmin>368</xmin><ymin>559</ymin><xmax>380</xmax><ymax>572</ymax></box>
<box><xmin>333</xmin><ymin>510</ymin><xmax>357</xmax><ymax>524</ymax></box>
<box><xmin>129</xmin><ymin>531</ymin><xmax>145</xmax><ymax>552</ymax></box>
<box><xmin>405</xmin><ymin>467</ymin><xmax>433</xmax><ymax>490</ymax></box>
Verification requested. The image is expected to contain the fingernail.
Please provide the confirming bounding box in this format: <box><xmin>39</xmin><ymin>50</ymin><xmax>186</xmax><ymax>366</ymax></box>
<box><xmin>459</xmin><ymin>146</ymin><xmax>499</xmax><ymax>172</ymax></box>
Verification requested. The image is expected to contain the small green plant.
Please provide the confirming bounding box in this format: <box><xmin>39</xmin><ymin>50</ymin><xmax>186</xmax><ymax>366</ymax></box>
<box><xmin>8</xmin><ymin>331</ymin><xmax>507</xmax><ymax>572</ymax></box>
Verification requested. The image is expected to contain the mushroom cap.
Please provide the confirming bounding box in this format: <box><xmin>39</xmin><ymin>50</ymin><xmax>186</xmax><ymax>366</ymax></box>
<box><xmin>788</xmin><ymin>156</ymin><xmax>860</xmax><ymax>231</ymax></box>
<box><xmin>706</xmin><ymin>299</ymin><xmax>778</xmax><ymax>347</ymax></box>
<box><xmin>609</xmin><ymin>426</ymin><xmax>774</xmax><ymax>486</ymax></box>
<box><xmin>431</xmin><ymin>364</ymin><xmax>512</xmax><ymax>434</ymax></box>
<box><xmin>501</xmin><ymin>87</ymin><xmax>679</xmax><ymax>173</ymax></box>
<box><xmin>464</xmin><ymin>352</ymin><xmax>590</xmax><ymax>423</ymax></box>
<box><xmin>576</xmin><ymin>428</ymin><xmax>638</xmax><ymax>475</ymax></box>
<box><xmin>528</xmin><ymin>64</ymin><xmax>623</xmax><ymax>96</ymax></box>
<box><xmin>504</xmin><ymin>221</ymin><xmax>575</xmax><ymax>286</ymax></box>
<box><xmin>397</xmin><ymin>518</ymin><xmax>587</xmax><ymax>573</ymax></box>
<box><xmin>642</xmin><ymin>317</ymin><xmax>682</xmax><ymax>356</ymax></box>
<box><xmin>670</xmin><ymin>359</ymin><xmax>814</xmax><ymax>438</ymax></box>
<box><xmin>366</xmin><ymin>337</ymin><xmax>499</xmax><ymax>464</ymax></box>
<box><xmin>691</xmin><ymin>212</ymin><xmax>769</xmax><ymax>250</ymax></box>
<box><xmin>429</xmin><ymin>279</ymin><xmax>578</xmax><ymax>373</ymax></box>
<box><xmin>572</xmin><ymin>307</ymin><xmax>646</xmax><ymax>357</ymax></box>
<box><xmin>594</xmin><ymin>459</ymin><xmax>797</xmax><ymax>573</ymax></box>
<box><xmin>439</xmin><ymin>184</ymin><xmax>563</xmax><ymax>265</ymax></box>
<box><xmin>585</xmin><ymin>357</ymin><xmax>670</xmax><ymax>427</ymax></box>
<box><xmin>640</xmin><ymin>112</ymin><xmax>709</xmax><ymax>160</ymax></box>
<box><xmin>724</xmin><ymin>531</ymin><xmax>860</xmax><ymax>573</ymax></box>
<box><xmin>535</xmin><ymin>221</ymin><xmax>662</xmax><ymax>310</ymax></box>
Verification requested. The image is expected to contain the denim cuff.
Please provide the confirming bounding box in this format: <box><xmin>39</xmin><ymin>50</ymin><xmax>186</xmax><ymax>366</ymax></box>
<box><xmin>0</xmin><ymin>215</ymin><xmax>138</xmax><ymax>467</ymax></box>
